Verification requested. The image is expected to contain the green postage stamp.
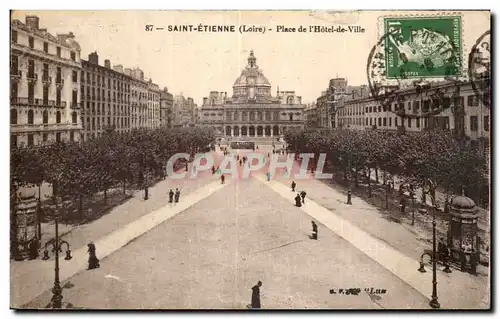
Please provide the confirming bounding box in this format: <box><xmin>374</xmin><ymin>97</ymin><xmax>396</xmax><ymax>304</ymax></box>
<box><xmin>383</xmin><ymin>15</ymin><xmax>462</xmax><ymax>79</ymax></box>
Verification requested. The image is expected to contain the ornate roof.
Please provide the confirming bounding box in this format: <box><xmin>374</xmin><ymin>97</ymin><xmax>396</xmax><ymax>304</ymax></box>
<box><xmin>233</xmin><ymin>50</ymin><xmax>271</xmax><ymax>87</ymax></box>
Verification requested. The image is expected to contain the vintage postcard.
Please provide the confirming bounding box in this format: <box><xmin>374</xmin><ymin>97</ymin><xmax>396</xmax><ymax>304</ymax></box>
<box><xmin>9</xmin><ymin>10</ymin><xmax>491</xmax><ymax>310</ymax></box>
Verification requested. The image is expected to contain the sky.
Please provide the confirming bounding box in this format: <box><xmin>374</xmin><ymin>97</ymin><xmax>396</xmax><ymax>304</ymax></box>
<box><xmin>11</xmin><ymin>10</ymin><xmax>489</xmax><ymax>105</ymax></box>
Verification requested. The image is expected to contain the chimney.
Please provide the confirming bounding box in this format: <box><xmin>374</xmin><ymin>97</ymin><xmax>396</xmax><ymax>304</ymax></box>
<box><xmin>224</xmin><ymin>92</ymin><xmax>227</xmax><ymax>99</ymax></box>
<box><xmin>104</xmin><ymin>59</ymin><xmax>111</xmax><ymax>68</ymax></box>
<box><xmin>25</xmin><ymin>16</ymin><xmax>40</xmax><ymax>30</ymax></box>
<box><xmin>88</xmin><ymin>52</ymin><xmax>99</xmax><ymax>65</ymax></box>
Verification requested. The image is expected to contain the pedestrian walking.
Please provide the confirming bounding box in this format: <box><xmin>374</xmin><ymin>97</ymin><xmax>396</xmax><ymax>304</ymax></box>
<box><xmin>300</xmin><ymin>190</ymin><xmax>307</xmax><ymax>204</ymax></box>
<box><xmin>237</xmin><ymin>155</ymin><xmax>240</xmax><ymax>161</ymax></box>
<box><xmin>221</xmin><ymin>174</ymin><xmax>225</xmax><ymax>184</ymax></box>
<box><xmin>251</xmin><ymin>281</ymin><xmax>263</xmax><ymax>309</ymax></box>
<box><xmin>239</xmin><ymin>159</ymin><xmax>243</xmax><ymax>166</ymax></box>
<box><xmin>28</xmin><ymin>238</ymin><xmax>39</xmax><ymax>260</ymax></box>
<box><xmin>87</xmin><ymin>242</ymin><xmax>100</xmax><ymax>270</ymax></box>
<box><xmin>291</xmin><ymin>181</ymin><xmax>296</xmax><ymax>192</ymax></box>
<box><xmin>212</xmin><ymin>166</ymin><xmax>216</xmax><ymax>174</ymax></box>
<box><xmin>311</xmin><ymin>221</ymin><xmax>318</xmax><ymax>240</ymax></box>
<box><xmin>266</xmin><ymin>172</ymin><xmax>271</xmax><ymax>181</ymax></box>
<box><xmin>295</xmin><ymin>193</ymin><xmax>302</xmax><ymax>207</ymax></box>
<box><xmin>174</xmin><ymin>188</ymin><xmax>180</xmax><ymax>203</ymax></box>
<box><xmin>168</xmin><ymin>189</ymin><xmax>174</xmax><ymax>203</ymax></box>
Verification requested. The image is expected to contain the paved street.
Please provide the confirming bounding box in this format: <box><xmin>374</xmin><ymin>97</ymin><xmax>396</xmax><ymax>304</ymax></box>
<box><xmin>10</xmin><ymin>152</ymin><xmax>226</xmax><ymax>308</ymax></box>
<box><xmin>24</xmin><ymin>177</ymin><xmax>430</xmax><ymax>309</ymax></box>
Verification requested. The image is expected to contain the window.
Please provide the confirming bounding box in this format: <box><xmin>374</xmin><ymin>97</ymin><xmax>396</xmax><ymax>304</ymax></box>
<box><xmin>27</xmin><ymin>134</ymin><xmax>34</xmax><ymax>146</ymax></box>
<box><xmin>416</xmin><ymin>118</ymin><xmax>420</xmax><ymax>128</ymax></box>
<box><xmin>287</xmin><ymin>96</ymin><xmax>294</xmax><ymax>105</ymax></box>
<box><xmin>470</xmin><ymin>116</ymin><xmax>478</xmax><ymax>132</ymax></box>
<box><xmin>408</xmin><ymin>118</ymin><xmax>412</xmax><ymax>128</ymax></box>
<box><xmin>289</xmin><ymin>113</ymin><xmax>293</xmax><ymax>121</ymax></box>
<box><xmin>56</xmin><ymin>111</ymin><xmax>61</xmax><ymax>124</ymax></box>
<box><xmin>11</xmin><ymin>135</ymin><xmax>18</xmax><ymax>148</ymax></box>
<box><xmin>70</xmin><ymin>51</ymin><xmax>76</xmax><ymax>61</ymax></box>
<box><xmin>467</xmin><ymin>95</ymin><xmax>478</xmax><ymax>107</ymax></box>
<box><xmin>70</xmin><ymin>131</ymin><xmax>74</xmax><ymax>142</ymax></box>
<box><xmin>395</xmin><ymin>117</ymin><xmax>398</xmax><ymax>127</ymax></box>
<box><xmin>72</xmin><ymin>70</ymin><xmax>78</xmax><ymax>83</ymax></box>
<box><xmin>29</xmin><ymin>36</ymin><xmax>34</xmax><ymax>48</ymax></box>
<box><xmin>72</xmin><ymin>90</ymin><xmax>78</xmax><ymax>106</ymax></box>
<box><xmin>389</xmin><ymin>117</ymin><xmax>392</xmax><ymax>127</ymax></box>
<box><xmin>484</xmin><ymin>116</ymin><xmax>489</xmax><ymax>132</ymax></box>
<box><xmin>27</xmin><ymin>110</ymin><xmax>34</xmax><ymax>124</ymax></box>
<box><xmin>383</xmin><ymin>118</ymin><xmax>387</xmax><ymax>126</ymax></box>
<box><xmin>43</xmin><ymin>42</ymin><xmax>48</xmax><ymax>53</ymax></box>
<box><xmin>56</xmin><ymin>132</ymin><xmax>61</xmax><ymax>143</ymax></box>
<box><xmin>43</xmin><ymin>133</ymin><xmax>48</xmax><ymax>142</ymax></box>
<box><xmin>10</xmin><ymin>109</ymin><xmax>17</xmax><ymax>124</ymax></box>
<box><xmin>28</xmin><ymin>59</ymin><xmax>35</xmax><ymax>77</ymax></box>
<box><xmin>72</xmin><ymin>111</ymin><xmax>78</xmax><ymax>124</ymax></box>
<box><xmin>57</xmin><ymin>47</ymin><xmax>61</xmax><ymax>57</ymax></box>
<box><xmin>11</xmin><ymin>30</ymin><xmax>17</xmax><ymax>43</ymax></box>
<box><xmin>43</xmin><ymin>87</ymin><xmax>49</xmax><ymax>105</ymax></box>
<box><xmin>43</xmin><ymin>110</ymin><xmax>48</xmax><ymax>124</ymax></box>
<box><xmin>11</xmin><ymin>81</ymin><xmax>18</xmax><ymax>102</ymax></box>
<box><xmin>378</xmin><ymin>117</ymin><xmax>381</xmax><ymax>127</ymax></box>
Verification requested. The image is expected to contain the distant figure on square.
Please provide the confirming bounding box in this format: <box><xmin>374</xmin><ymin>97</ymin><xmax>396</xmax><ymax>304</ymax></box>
<box><xmin>174</xmin><ymin>188</ymin><xmax>180</xmax><ymax>203</ymax></box>
<box><xmin>291</xmin><ymin>181</ymin><xmax>296</xmax><ymax>192</ymax></box>
<box><xmin>251</xmin><ymin>281</ymin><xmax>263</xmax><ymax>309</ymax></box>
<box><xmin>212</xmin><ymin>166</ymin><xmax>216</xmax><ymax>174</ymax></box>
<box><xmin>28</xmin><ymin>238</ymin><xmax>39</xmax><ymax>260</ymax></box>
<box><xmin>168</xmin><ymin>189</ymin><xmax>174</xmax><ymax>203</ymax></box>
<box><xmin>221</xmin><ymin>174</ymin><xmax>225</xmax><ymax>184</ymax></box>
<box><xmin>300</xmin><ymin>190</ymin><xmax>307</xmax><ymax>203</ymax></box>
<box><xmin>87</xmin><ymin>242</ymin><xmax>100</xmax><ymax>270</ymax></box>
<box><xmin>295</xmin><ymin>193</ymin><xmax>302</xmax><ymax>207</ymax></box>
<box><xmin>311</xmin><ymin>221</ymin><xmax>318</xmax><ymax>240</ymax></box>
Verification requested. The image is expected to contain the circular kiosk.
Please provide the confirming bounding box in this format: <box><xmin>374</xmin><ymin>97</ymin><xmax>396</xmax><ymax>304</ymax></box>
<box><xmin>447</xmin><ymin>196</ymin><xmax>480</xmax><ymax>274</ymax></box>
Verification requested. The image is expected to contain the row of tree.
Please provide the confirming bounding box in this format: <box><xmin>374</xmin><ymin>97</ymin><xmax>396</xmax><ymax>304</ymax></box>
<box><xmin>11</xmin><ymin>127</ymin><xmax>216</xmax><ymax>218</ymax></box>
<box><xmin>284</xmin><ymin>128</ymin><xmax>489</xmax><ymax>208</ymax></box>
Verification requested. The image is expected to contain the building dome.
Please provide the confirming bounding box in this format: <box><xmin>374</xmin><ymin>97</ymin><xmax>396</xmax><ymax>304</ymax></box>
<box><xmin>232</xmin><ymin>50</ymin><xmax>271</xmax><ymax>88</ymax></box>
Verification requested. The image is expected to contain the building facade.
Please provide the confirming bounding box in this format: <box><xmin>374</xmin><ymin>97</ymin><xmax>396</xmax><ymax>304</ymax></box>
<box><xmin>336</xmin><ymin>80</ymin><xmax>490</xmax><ymax>147</ymax></box>
<box><xmin>10</xmin><ymin>16</ymin><xmax>83</xmax><ymax>147</ymax></box>
<box><xmin>198</xmin><ymin>50</ymin><xmax>305</xmax><ymax>140</ymax></box>
<box><xmin>172</xmin><ymin>95</ymin><xmax>197</xmax><ymax>127</ymax></box>
<box><xmin>147</xmin><ymin>80</ymin><xmax>161</xmax><ymax>129</ymax></box>
<box><xmin>80</xmin><ymin>53</ymin><xmax>131</xmax><ymax>140</ymax></box>
<box><xmin>159</xmin><ymin>87</ymin><xmax>174</xmax><ymax>128</ymax></box>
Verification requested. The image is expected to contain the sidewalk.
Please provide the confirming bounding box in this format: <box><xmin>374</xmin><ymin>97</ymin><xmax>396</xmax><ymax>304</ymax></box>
<box><xmin>11</xmin><ymin>152</ymin><xmax>227</xmax><ymax>308</ymax></box>
<box><xmin>256</xmin><ymin>173</ymin><xmax>489</xmax><ymax>309</ymax></box>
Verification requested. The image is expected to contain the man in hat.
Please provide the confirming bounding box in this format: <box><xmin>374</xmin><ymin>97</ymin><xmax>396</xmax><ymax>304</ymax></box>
<box><xmin>295</xmin><ymin>193</ymin><xmax>302</xmax><ymax>207</ymax></box>
<box><xmin>87</xmin><ymin>242</ymin><xmax>100</xmax><ymax>270</ymax></box>
<box><xmin>168</xmin><ymin>189</ymin><xmax>174</xmax><ymax>203</ymax></box>
<box><xmin>300</xmin><ymin>190</ymin><xmax>307</xmax><ymax>204</ymax></box>
<box><xmin>438</xmin><ymin>237</ymin><xmax>449</xmax><ymax>262</ymax></box>
<box><xmin>251</xmin><ymin>281</ymin><xmax>263</xmax><ymax>309</ymax></box>
<box><xmin>174</xmin><ymin>188</ymin><xmax>180</xmax><ymax>203</ymax></box>
<box><xmin>311</xmin><ymin>221</ymin><xmax>318</xmax><ymax>240</ymax></box>
<box><xmin>291</xmin><ymin>181</ymin><xmax>296</xmax><ymax>192</ymax></box>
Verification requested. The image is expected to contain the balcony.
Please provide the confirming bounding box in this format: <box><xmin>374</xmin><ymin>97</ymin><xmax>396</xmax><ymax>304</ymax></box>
<box><xmin>10</xmin><ymin>70</ymin><xmax>22</xmax><ymax>82</ymax></box>
<box><xmin>70</xmin><ymin>102</ymin><xmax>80</xmax><ymax>109</ymax></box>
<box><xmin>42</xmin><ymin>75</ymin><xmax>52</xmax><ymax>87</ymax></box>
<box><xmin>56</xmin><ymin>101</ymin><xmax>67</xmax><ymax>108</ymax></box>
<box><xmin>56</xmin><ymin>77</ymin><xmax>64</xmax><ymax>88</ymax></box>
<box><xmin>27</xmin><ymin>73</ymin><xmax>38</xmax><ymax>83</ymax></box>
<box><xmin>11</xmin><ymin>123</ymin><xmax>82</xmax><ymax>133</ymax></box>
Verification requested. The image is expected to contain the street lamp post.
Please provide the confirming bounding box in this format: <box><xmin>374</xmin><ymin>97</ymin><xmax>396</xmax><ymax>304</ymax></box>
<box><xmin>429</xmin><ymin>204</ymin><xmax>441</xmax><ymax>309</ymax></box>
<box><xmin>42</xmin><ymin>197</ymin><xmax>72</xmax><ymax>309</ymax></box>
<box><xmin>411</xmin><ymin>190</ymin><xmax>416</xmax><ymax>226</ymax></box>
<box><xmin>347</xmin><ymin>156</ymin><xmax>352</xmax><ymax>205</ymax></box>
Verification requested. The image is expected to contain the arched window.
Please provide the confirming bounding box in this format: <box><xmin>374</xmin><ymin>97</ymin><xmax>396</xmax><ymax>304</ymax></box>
<box><xmin>287</xmin><ymin>96</ymin><xmax>294</xmax><ymax>105</ymax></box>
<box><xmin>211</xmin><ymin>98</ymin><xmax>216</xmax><ymax>106</ymax></box>
<box><xmin>273</xmin><ymin>112</ymin><xmax>279</xmax><ymax>121</ymax></box>
<box><xmin>242</xmin><ymin>112</ymin><xmax>247</xmax><ymax>121</ymax></box>
<box><xmin>43</xmin><ymin>110</ymin><xmax>48</xmax><ymax>124</ymax></box>
<box><xmin>56</xmin><ymin>111</ymin><xmax>61</xmax><ymax>124</ymax></box>
<box><xmin>27</xmin><ymin>109</ymin><xmax>34</xmax><ymax>124</ymax></box>
<box><xmin>10</xmin><ymin>109</ymin><xmax>17</xmax><ymax>125</ymax></box>
<box><xmin>72</xmin><ymin>111</ymin><xmax>77</xmax><ymax>124</ymax></box>
<box><xmin>257</xmin><ymin>112</ymin><xmax>263</xmax><ymax>121</ymax></box>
